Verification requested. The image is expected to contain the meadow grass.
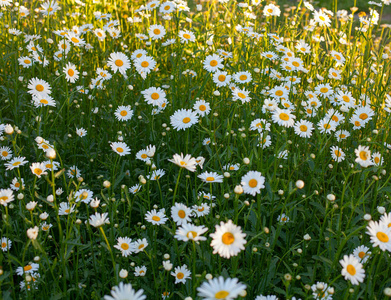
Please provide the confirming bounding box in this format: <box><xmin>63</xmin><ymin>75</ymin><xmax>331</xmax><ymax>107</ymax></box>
<box><xmin>0</xmin><ymin>0</ymin><xmax>391</xmax><ymax>299</ymax></box>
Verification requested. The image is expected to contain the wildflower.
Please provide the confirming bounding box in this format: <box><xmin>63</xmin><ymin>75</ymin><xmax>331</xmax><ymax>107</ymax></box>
<box><xmin>76</xmin><ymin>127</ymin><xmax>87</xmax><ymax>137</ymax></box>
<box><xmin>353</xmin><ymin>245</ymin><xmax>371</xmax><ymax>264</ymax></box>
<box><xmin>135</xmin><ymin>266</ymin><xmax>147</xmax><ymax>277</ymax></box>
<box><xmin>110</xmin><ymin>142</ymin><xmax>131</xmax><ymax>156</ymax></box>
<box><xmin>175</xmin><ymin>223</ymin><xmax>208</xmax><ymax>242</ymax></box>
<box><xmin>272</xmin><ymin>108</ymin><xmax>296</xmax><ymax>128</ymax></box>
<box><xmin>67</xmin><ymin>165</ymin><xmax>81</xmax><ymax>178</ymax></box>
<box><xmin>27</xmin><ymin>78</ymin><xmax>51</xmax><ymax>97</ymax></box>
<box><xmin>16</xmin><ymin>263</ymin><xmax>39</xmax><ymax>276</ymax></box>
<box><xmin>179</xmin><ymin>30</ymin><xmax>196</xmax><ymax>43</ymax></box>
<box><xmin>1</xmin><ymin>237</ymin><xmax>12</xmax><ymax>251</ymax></box>
<box><xmin>64</xmin><ymin>62</ymin><xmax>79</xmax><ymax>83</ymax></box>
<box><xmin>241</xmin><ymin>171</ymin><xmax>265</xmax><ymax>196</ymax></box>
<box><xmin>168</xmin><ymin>153</ymin><xmax>197</xmax><ymax>172</ymax></box>
<box><xmin>210</xmin><ymin>220</ymin><xmax>246</xmax><ymax>258</ymax></box>
<box><xmin>30</xmin><ymin>162</ymin><xmax>48</xmax><ymax>178</ymax></box>
<box><xmin>134</xmin><ymin>55</ymin><xmax>156</xmax><ymax>75</ymax></box>
<box><xmin>0</xmin><ymin>146</ymin><xmax>12</xmax><ymax>160</ymax></box>
<box><xmin>170</xmin><ymin>109</ymin><xmax>199</xmax><ymax>131</ymax></box>
<box><xmin>263</xmin><ymin>4</ymin><xmax>281</xmax><ymax>16</ymax></box>
<box><xmin>171</xmin><ymin>265</ymin><xmax>191</xmax><ymax>284</ymax></box>
<box><xmin>197</xmin><ymin>276</ymin><xmax>246</xmax><ymax>299</ymax></box>
<box><xmin>339</xmin><ymin>254</ymin><xmax>365</xmax><ymax>285</ymax></box>
<box><xmin>232</xmin><ymin>87</ymin><xmax>251</xmax><ymax>103</ymax></box>
<box><xmin>145</xmin><ymin>209</ymin><xmax>168</xmax><ymax>225</ymax></box>
<box><xmin>107</xmin><ymin>52</ymin><xmax>131</xmax><ymax>75</ymax></box>
<box><xmin>192</xmin><ymin>203</ymin><xmax>210</xmax><ymax>217</ymax></box>
<box><xmin>198</xmin><ymin>171</ymin><xmax>224</xmax><ymax>183</ymax></box>
<box><xmin>193</xmin><ymin>100</ymin><xmax>211</xmax><ymax>116</ymax></box>
<box><xmin>330</xmin><ymin>146</ymin><xmax>345</xmax><ymax>162</ymax></box>
<box><xmin>58</xmin><ymin>202</ymin><xmax>75</xmax><ymax>215</ymax></box>
<box><xmin>313</xmin><ymin>10</ymin><xmax>331</xmax><ymax>26</ymax></box>
<box><xmin>355</xmin><ymin>145</ymin><xmax>373</xmax><ymax>167</ymax></box>
<box><xmin>366</xmin><ymin>220</ymin><xmax>391</xmax><ymax>251</ymax></box>
<box><xmin>74</xmin><ymin>189</ymin><xmax>93</xmax><ymax>204</ymax></box>
<box><xmin>27</xmin><ymin>226</ymin><xmax>39</xmax><ymax>240</ymax></box>
<box><xmin>133</xmin><ymin>238</ymin><xmax>148</xmax><ymax>253</ymax></box>
<box><xmin>114</xmin><ymin>105</ymin><xmax>134</xmax><ymax>121</ymax></box>
<box><xmin>147</xmin><ymin>169</ymin><xmax>165</xmax><ymax>180</ymax></box>
<box><xmin>171</xmin><ymin>203</ymin><xmax>192</xmax><ymax>225</ymax></box>
<box><xmin>89</xmin><ymin>212</ymin><xmax>109</xmax><ymax>227</ymax></box>
<box><xmin>114</xmin><ymin>237</ymin><xmax>134</xmax><ymax>257</ymax></box>
<box><xmin>103</xmin><ymin>282</ymin><xmax>146</xmax><ymax>300</ymax></box>
<box><xmin>277</xmin><ymin>214</ymin><xmax>289</xmax><ymax>223</ymax></box>
<box><xmin>203</xmin><ymin>54</ymin><xmax>224</xmax><ymax>73</ymax></box>
<box><xmin>293</xmin><ymin>120</ymin><xmax>314</xmax><ymax>138</ymax></box>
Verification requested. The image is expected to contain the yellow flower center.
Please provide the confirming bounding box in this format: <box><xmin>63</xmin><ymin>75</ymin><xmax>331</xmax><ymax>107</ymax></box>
<box><xmin>15</xmin><ymin>182</ymin><xmax>20</xmax><ymax>187</ymax></box>
<box><xmin>210</xmin><ymin>60</ymin><xmax>218</xmax><ymax>67</ymax></box>
<box><xmin>68</xmin><ymin>69</ymin><xmax>74</xmax><ymax>76</ymax></box>
<box><xmin>237</xmin><ymin>92</ymin><xmax>246</xmax><ymax>99</ymax></box>
<box><xmin>141</xmin><ymin>61</ymin><xmax>149</xmax><ymax>68</ymax></box>
<box><xmin>292</xmin><ymin>61</ymin><xmax>300</xmax><ymax>67</ymax></box>
<box><xmin>152</xmin><ymin>216</ymin><xmax>161</xmax><ymax>222</ymax></box>
<box><xmin>374</xmin><ymin>157</ymin><xmax>380</xmax><ymax>164</ymax></box>
<box><xmin>1</xmin><ymin>242</ymin><xmax>6</xmax><ymax>248</ymax></box>
<box><xmin>359</xmin><ymin>113</ymin><xmax>368</xmax><ymax>120</ymax></box>
<box><xmin>24</xmin><ymin>265</ymin><xmax>33</xmax><ymax>271</ymax></box>
<box><xmin>358</xmin><ymin>251</ymin><xmax>366</xmax><ymax>259</ymax></box>
<box><xmin>248</xmin><ymin>179</ymin><xmax>258</xmax><ymax>188</ymax></box>
<box><xmin>332</xmin><ymin>72</ymin><xmax>337</xmax><ymax>77</ymax></box>
<box><xmin>65</xmin><ymin>209</ymin><xmax>70</xmax><ymax>213</ymax></box>
<box><xmin>199</xmin><ymin>105</ymin><xmax>206</xmax><ymax>111</ymax></box>
<box><xmin>186</xmin><ymin>231</ymin><xmax>198</xmax><ymax>238</ymax></box>
<box><xmin>335</xmin><ymin>54</ymin><xmax>341</xmax><ymax>60</ymax></box>
<box><xmin>13</xmin><ymin>161</ymin><xmax>21</xmax><ymax>166</ymax></box>
<box><xmin>178</xmin><ymin>210</ymin><xmax>186</xmax><ymax>219</ymax></box>
<box><xmin>218</xmin><ymin>74</ymin><xmax>226</xmax><ymax>82</ymax></box>
<box><xmin>121</xmin><ymin>243</ymin><xmax>129</xmax><ymax>250</ymax></box>
<box><xmin>0</xmin><ymin>196</ymin><xmax>8</xmax><ymax>201</ymax></box>
<box><xmin>36</xmin><ymin>84</ymin><xmax>44</xmax><ymax>92</ymax></box>
<box><xmin>279</xmin><ymin>113</ymin><xmax>289</xmax><ymax>121</ymax></box>
<box><xmin>116</xmin><ymin>147</ymin><xmax>124</xmax><ymax>153</ymax></box>
<box><xmin>71</xmin><ymin>37</ymin><xmax>79</xmax><ymax>43</ymax></box>
<box><xmin>347</xmin><ymin>264</ymin><xmax>356</xmax><ymax>275</ymax></box>
<box><xmin>24</xmin><ymin>59</ymin><xmax>31</xmax><ymax>64</ymax></box>
<box><xmin>1</xmin><ymin>151</ymin><xmax>8</xmax><ymax>157</ymax></box>
<box><xmin>222</xmin><ymin>232</ymin><xmax>235</xmax><ymax>245</ymax></box>
<box><xmin>342</xmin><ymin>95</ymin><xmax>350</xmax><ymax>102</ymax></box>
<box><xmin>164</xmin><ymin>5</ymin><xmax>170</xmax><ymax>10</ymax></box>
<box><xmin>377</xmin><ymin>231</ymin><xmax>389</xmax><ymax>242</ymax></box>
<box><xmin>320</xmin><ymin>87</ymin><xmax>328</xmax><ymax>93</ymax></box>
<box><xmin>334</xmin><ymin>150</ymin><xmax>342</xmax><ymax>157</ymax></box>
<box><xmin>319</xmin><ymin>16</ymin><xmax>325</xmax><ymax>21</ymax></box>
<box><xmin>151</xmin><ymin>93</ymin><xmax>160</xmax><ymax>100</ymax></box>
<box><xmin>359</xmin><ymin>151</ymin><xmax>368</xmax><ymax>160</ymax></box>
<box><xmin>115</xmin><ymin>59</ymin><xmax>124</xmax><ymax>67</ymax></box>
<box><xmin>300</xmin><ymin>125</ymin><xmax>308</xmax><ymax>132</ymax></box>
<box><xmin>239</xmin><ymin>75</ymin><xmax>247</xmax><ymax>81</ymax></box>
<box><xmin>120</xmin><ymin>110</ymin><xmax>127</xmax><ymax>116</ymax></box>
<box><xmin>267</xmin><ymin>8</ymin><xmax>273</xmax><ymax>13</ymax></box>
<box><xmin>275</xmin><ymin>90</ymin><xmax>283</xmax><ymax>96</ymax></box>
<box><xmin>323</xmin><ymin>124</ymin><xmax>331</xmax><ymax>129</ymax></box>
<box><xmin>198</xmin><ymin>207</ymin><xmax>205</xmax><ymax>212</ymax></box>
<box><xmin>176</xmin><ymin>272</ymin><xmax>184</xmax><ymax>279</ymax></box>
<box><xmin>141</xmin><ymin>154</ymin><xmax>148</xmax><ymax>159</ymax></box>
<box><xmin>215</xmin><ymin>291</ymin><xmax>230</xmax><ymax>299</ymax></box>
<box><xmin>206</xmin><ymin>177</ymin><xmax>215</xmax><ymax>182</ymax></box>
<box><xmin>34</xmin><ymin>168</ymin><xmax>42</xmax><ymax>175</ymax></box>
<box><xmin>182</xmin><ymin>117</ymin><xmax>191</xmax><ymax>124</ymax></box>
<box><xmin>153</xmin><ymin>28</ymin><xmax>161</xmax><ymax>35</ymax></box>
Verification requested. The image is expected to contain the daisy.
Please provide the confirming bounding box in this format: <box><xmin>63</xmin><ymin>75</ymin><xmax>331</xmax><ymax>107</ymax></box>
<box><xmin>136</xmin><ymin>149</ymin><xmax>151</xmax><ymax>162</ymax></box>
<box><xmin>170</xmin><ymin>109</ymin><xmax>199</xmax><ymax>131</ymax></box>
<box><xmin>315</xmin><ymin>83</ymin><xmax>333</xmax><ymax>98</ymax></box>
<box><xmin>114</xmin><ymin>237</ymin><xmax>134</xmax><ymax>257</ymax></box>
<box><xmin>110</xmin><ymin>142</ymin><xmax>131</xmax><ymax>156</ymax></box>
<box><xmin>232</xmin><ymin>87</ymin><xmax>251</xmax><ymax>103</ymax></box>
<box><xmin>133</xmin><ymin>238</ymin><xmax>149</xmax><ymax>253</ymax></box>
<box><xmin>293</xmin><ymin>120</ymin><xmax>314</xmax><ymax>138</ymax></box>
<box><xmin>197</xmin><ymin>276</ymin><xmax>246</xmax><ymax>299</ymax></box>
<box><xmin>66</xmin><ymin>32</ymin><xmax>86</xmax><ymax>47</ymax></box>
<box><xmin>89</xmin><ymin>212</ymin><xmax>109</xmax><ymax>228</ymax></box>
<box><xmin>339</xmin><ymin>254</ymin><xmax>365</xmax><ymax>285</ymax></box>
<box><xmin>76</xmin><ymin>127</ymin><xmax>87</xmax><ymax>137</ymax></box>
<box><xmin>30</xmin><ymin>162</ymin><xmax>47</xmax><ymax>178</ymax></box>
<box><xmin>135</xmin><ymin>266</ymin><xmax>147</xmax><ymax>277</ymax></box>
<box><xmin>134</xmin><ymin>55</ymin><xmax>156</xmax><ymax>75</ymax></box>
<box><xmin>171</xmin><ymin>203</ymin><xmax>192</xmax><ymax>225</ymax></box>
<box><xmin>10</xmin><ymin>177</ymin><xmax>24</xmax><ymax>191</ymax></box>
<box><xmin>97</xmin><ymin>68</ymin><xmax>112</xmax><ymax>81</ymax></box>
<box><xmin>336</xmin><ymin>91</ymin><xmax>356</xmax><ymax>108</ymax></box>
<box><xmin>178</xmin><ymin>30</ymin><xmax>196</xmax><ymax>43</ymax></box>
<box><xmin>145</xmin><ymin>208</ymin><xmax>168</xmax><ymax>225</ymax></box>
<box><xmin>223</xmin><ymin>163</ymin><xmax>240</xmax><ymax>171</ymax></box>
<box><xmin>330</xmin><ymin>50</ymin><xmax>345</xmax><ymax>64</ymax></box>
<box><xmin>58</xmin><ymin>202</ymin><xmax>76</xmax><ymax>215</ymax></box>
<box><xmin>355</xmin><ymin>145</ymin><xmax>373</xmax><ymax>168</ymax></box>
<box><xmin>41</xmin><ymin>222</ymin><xmax>53</xmax><ymax>231</ymax></box>
<box><xmin>277</xmin><ymin>213</ymin><xmax>289</xmax><ymax>223</ymax></box>
<box><xmin>131</xmin><ymin>49</ymin><xmax>148</xmax><ymax>60</ymax></box>
<box><xmin>41</xmin><ymin>0</ymin><xmax>59</xmax><ymax>16</ymax></box>
<box><xmin>326</xmin><ymin>108</ymin><xmax>344</xmax><ymax>124</ymax></box>
<box><xmin>353</xmin><ymin>245</ymin><xmax>371</xmax><ymax>264</ymax></box>
<box><xmin>160</xmin><ymin>1</ymin><xmax>176</xmax><ymax>14</ymax></box>
<box><xmin>241</xmin><ymin>171</ymin><xmax>265</xmax><ymax>196</ymax></box>
<box><xmin>168</xmin><ymin>153</ymin><xmax>197</xmax><ymax>172</ymax></box>
<box><xmin>263</xmin><ymin>3</ymin><xmax>281</xmax><ymax>16</ymax></box>
<box><xmin>114</xmin><ymin>105</ymin><xmax>134</xmax><ymax>121</ymax></box>
<box><xmin>5</xmin><ymin>156</ymin><xmax>28</xmax><ymax>170</ymax></box>
<box><xmin>335</xmin><ymin>130</ymin><xmax>350</xmax><ymax>142</ymax></box>
<box><xmin>198</xmin><ymin>171</ymin><xmax>224</xmax><ymax>183</ymax></box>
<box><xmin>269</xmin><ymin>85</ymin><xmax>288</xmax><ymax>99</ymax></box>
<box><xmin>107</xmin><ymin>52</ymin><xmax>131</xmax><ymax>75</ymax></box>
<box><xmin>213</xmin><ymin>71</ymin><xmax>231</xmax><ymax>87</ymax></box>
<box><xmin>67</xmin><ymin>165</ymin><xmax>81</xmax><ymax>178</ymax></box>
<box><xmin>16</xmin><ymin>263</ymin><xmax>39</xmax><ymax>276</ymax></box>
<box><xmin>0</xmin><ymin>146</ymin><xmax>12</xmax><ymax>160</ymax></box>
<box><xmin>103</xmin><ymin>282</ymin><xmax>146</xmax><ymax>300</ymax></box>
<box><xmin>74</xmin><ymin>188</ymin><xmax>93</xmax><ymax>204</ymax></box>
<box><xmin>317</xmin><ymin>119</ymin><xmax>336</xmax><ymax>134</ymax></box>
<box><xmin>141</xmin><ymin>87</ymin><xmax>166</xmax><ymax>106</ymax></box>
<box><xmin>175</xmin><ymin>223</ymin><xmax>208</xmax><ymax>242</ymax></box>
<box><xmin>210</xmin><ymin>220</ymin><xmax>246</xmax><ymax>258</ymax></box>
<box><xmin>353</xmin><ymin>106</ymin><xmax>374</xmax><ymax>123</ymax></box>
<box><xmin>372</xmin><ymin>152</ymin><xmax>383</xmax><ymax>166</ymax></box>
<box><xmin>32</xmin><ymin>95</ymin><xmax>56</xmax><ymax>107</ymax></box>
<box><xmin>198</xmin><ymin>191</ymin><xmax>216</xmax><ymax>201</ymax></box>
<box><xmin>272</xmin><ymin>108</ymin><xmax>296</xmax><ymax>128</ymax></box>
<box><xmin>366</xmin><ymin>220</ymin><xmax>391</xmax><ymax>251</ymax></box>
<box><xmin>129</xmin><ymin>184</ymin><xmax>142</xmax><ymax>194</ymax></box>
<box><xmin>147</xmin><ymin>169</ymin><xmax>165</xmax><ymax>180</ymax></box>
<box><xmin>149</xmin><ymin>24</ymin><xmax>166</xmax><ymax>40</ymax></box>
<box><xmin>0</xmin><ymin>189</ymin><xmax>14</xmax><ymax>207</ymax></box>
<box><xmin>193</xmin><ymin>100</ymin><xmax>211</xmax><ymax>116</ymax></box>
<box><xmin>192</xmin><ymin>203</ymin><xmax>211</xmax><ymax>217</ymax></box>
<box><xmin>27</xmin><ymin>78</ymin><xmax>52</xmax><ymax>97</ymax></box>
<box><xmin>1</xmin><ymin>237</ymin><xmax>11</xmax><ymax>252</ymax></box>
<box><xmin>255</xmin><ymin>296</ymin><xmax>278</xmax><ymax>300</ymax></box>
<box><xmin>64</xmin><ymin>62</ymin><xmax>79</xmax><ymax>83</ymax></box>
<box><xmin>258</xmin><ymin>134</ymin><xmax>272</xmax><ymax>149</ymax></box>
<box><xmin>311</xmin><ymin>282</ymin><xmax>333</xmax><ymax>300</ymax></box>
<box><xmin>94</xmin><ymin>29</ymin><xmax>106</xmax><ymax>41</ymax></box>
<box><xmin>262</xmin><ymin>51</ymin><xmax>278</xmax><ymax>60</ymax></box>
<box><xmin>328</xmin><ymin>68</ymin><xmax>341</xmax><ymax>80</ymax></box>
<box><xmin>330</xmin><ymin>146</ymin><xmax>345</xmax><ymax>162</ymax></box>
<box><xmin>18</xmin><ymin>56</ymin><xmax>33</xmax><ymax>68</ymax></box>
<box><xmin>203</xmin><ymin>54</ymin><xmax>224</xmax><ymax>73</ymax></box>
<box><xmin>171</xmin><ymin>265</ymin><xmax>191</xmax><ymax>284</ymax></box>
<box><xmin>313</xmin><ymin>10</ymin><xmax>331</xmax><ymax>27</ymax></box>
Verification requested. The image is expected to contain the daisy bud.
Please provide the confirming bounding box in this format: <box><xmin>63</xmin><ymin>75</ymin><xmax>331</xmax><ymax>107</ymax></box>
<box><xmin>328</xmin><ymin>287</ymin><xmax>335</xmax><ymax>294</ymax></box>
<box><xmin>224</xmin><ymin>172</ymin><xmax>230</xmax><ymax>178</ymax></box>
<box><xmin>0</xmin><ymin>269</ymin><xmax>3</xmax><ymax>276</ymax></box>
<box><xmin>196</xmin><ymin>4</ymin><xmax>202</xmax><ymax>10</ymax></box>
<box><xmin>264</xmin><ymin>227</ymin><xmax>270</xmax><ymax>234</ymax></box>
<box><xmin>119</xmin><ymin>269</ymin><xmax>128</xmax><ymax>278</ymax></box>
<box><xmin>377</xmin><ymin>206</ymin><xmax>386</xmax><ymax>214</ymax></box>
<box><xmin>316</xmin><ymin>283</ymin><xmax>324</xmax><ymax>290</ymax></box>
<box><xmin>213</xmin><ymin>90</ymin><xmax>220</xmax><ymax>96</ymax></box>
<box><xmin>340</xmin><ymin>105</ymin><xmax>349</xmax><ymax>112</ymax></box>
<box><xmin>284</xmin><ymin>273</ymin><xmax>292</xmax><ymax>281</ymax></box>
<box><xmin>103</xmin><ymin>180</ymin><xmax>111</xmax><ymax>188</ymax></box>
<box><xmin>384</xmin><ymin>287</ymin><xmax>391</xmax><ymax>296</ymax></box>
<box><xmin>26</xmin><ymin>275</ymin><xmax>32</xmax><ymax>282</ymax></box>
<box><xmin>76</xmin><ymin>219</ymin><xmax>82</xmax><ymax>224</ymax></box>
<box><xmin>27</xmin><ymin>226</ymin><xmax>39</xmax><ymax>240</ymax></box>
<box><xmin>234</xmin><ymin>185</ymin><xmax>244</xmax><ymax>194</ymax></box>
<box><xmin>4</xmin><ymin>124</ymin><xmax>14</xmax><ymax>134</ymax></box>
<box><xmin>185</xmin><ymin>297</ymin><xmax>193</xmax><ymax>300</ymax></box>
<box><xmin>164</xmin><ymin>254</ymin><xmax>170</xmax><ymax>259</ymax></box>
<box><xmin>303</xmin><ymin>234</ymin><xmax>311</xmax><ymax>241</ymax></box>
<box><xmin>295</xmin><ymin>180</ymin><xmax>305</xmax><ymax>189</ymax></box>
<box><xmin>254</xmin><ymin>68</ymin><xmax>260</xmax><ymax>73</ymax></box>
<box><xmin>239</xmin><ymin>290</ymin><xmax>247</xmax><ymax>297</ymax></box>
<box><xmin>278</xmin><ymin>190</ymin><xmax>284</xmax><ymax>195</ymax></box>
<box><xmin>47</xmin><ymin>195</ymin><xmax>54</xmax><ymax>202</ymax></box>
<box><xmin>130</xmin><ymin>262</ymin><xmax>135</xmax><ymax>267</ymax></box>
<box><xmin>145</xmin><ymin>160</ymin><xmax>152</xmax><ymax>166</ymax></box>
<box><xmin>224</xmin><ymin>193</ymin><xmax>230</xmax><ymax>199</ymax></box>
<box><xmin>349</xmin><ymin>289</ymin><xmax>354</xmax><ymax>293</ymax></box>
<box><xmin>243</xmin><ymin>157</ymin><xmax>250</xmax><ymax>164</ymax></box>
<box><xmin>47</xmin><ymin>38</ymin><xmax>53</xmax><ymax>44</ymax></box>
<box><xmin>252</xmin><ymin>247</ymin><xmax>258</xmax><ymax>252</ymax></box>
<box><xmin>304</xmin><ymin>284</ymin><xmax>311</xmax><ymax>290</ymax></box>
<box><xmin>46</xmin><ymin>148</ymin><xmax>56</xmax><ymax>160</ymax></box>
<box><xmin>34</xmin><ymin>256</ymin><xmax>40</xmax><ymax>262</ymax></box>
<box><xmin>163</xmin><ymin>260</ymin><xmax>173</xmax><ymax>271</ymax></box>
<box><xmin>18</xmin><ymin>76</ymin><xmax>23</xmax><ymax>81</ymax></box>
<box><xmin>141</xmin><ymin>225</ymin><xmax>146</xmax><ymax>230</ymax></box>
<box><xmin>363</xmin><ymin>213</ymin><xmax>371</xmax><ymax>221</ymax></box>
<box><xmin>244</xmin><ymin>200</ymin><xmax>250</xmax><ymax>206</ymax></box>
<box><xmin>17</xmin><ymin>193</ymin><xmax>24</xmax><ymax>200</ymax></box>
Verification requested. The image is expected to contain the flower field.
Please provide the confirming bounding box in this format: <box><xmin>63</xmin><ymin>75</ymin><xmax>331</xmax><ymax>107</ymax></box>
<box><xmin>1</xmin><ymin>0</ymin><xmax>391</xmax><ymax>299</ymax></box>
